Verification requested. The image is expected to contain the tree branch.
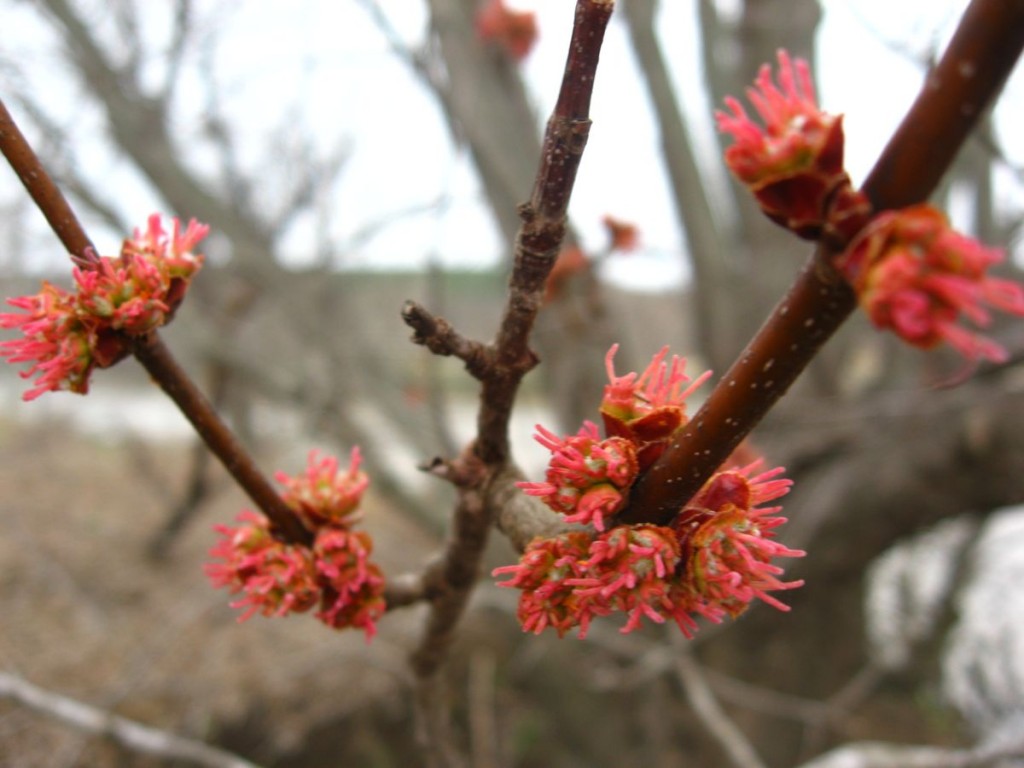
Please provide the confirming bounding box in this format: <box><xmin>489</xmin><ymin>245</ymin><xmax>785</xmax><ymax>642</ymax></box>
<box><xmin>671</xmin><ymin>639</ymin><xmax>768</xmax><ymax>768</ymax></box>
<box><xmin>621</xmin><ymin>0</ymin><xmax>1024</xmax><ymax>525</ymax></box>
<box><xmin>0</xmin><ymin>97</ymin><xmax>96</xmax><ymax>262</ymax></box>
<box><xmin>403</xmin><ymin>0</ymin><xmax>616</xmax><ymax>760</ymax></box>
<box><xmin>0</xmin><ymin>671</ymin><xmax>260</xmax><ymax>768</ymax></box>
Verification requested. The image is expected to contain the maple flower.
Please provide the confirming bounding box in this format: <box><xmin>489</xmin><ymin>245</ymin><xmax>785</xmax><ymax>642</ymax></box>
<box><xmin>573</xmin><ymin>524</ymin><xmax>685</xmax><ymax>634</ymax></box>
<box><xmin>601</xmin><ymin>214</ymin><xmax>640</xmax><ymax>253</ymax></box>
<box><xmin>208</xmin><ymin>447</ymin><xmax>387</xmax><ymax>638</ymax></box>
<box><xmin>600</xmin><ymin>344</ymin><xmax>711</xmax><ymax>467</ymax></box>
<box><xmin>276</xmin><ymin>448</ymin><xmax>369</xmax><ymax>530</ymax></box>
<box><xmin>716</xmin><ymin>49</ymin><xmax>862</xmax><ymax>240</ymax></box>
<box><xmin>76</xmin><ymin>214</ymin><xmax>207</xmax><ymax>329</ymax></box>
<box><xmin>496</xmin><ymin>525</ymin><xmax>724</xmax><ymax>639</ymax></box>
<box><xmin>314</xmin><ymin>527</ymin><xmax>386</xmax><ymax>640</ymax></box>
<box><xmin>499</xmin><ymin>462</ymin><xmax>803</xmax><ymax>638</ymax></box>
<box><xmin>72</xmin><ymin>256</ymin><xmax>169</xmax><ymax>336</ymax></box>
<box><xmin>475</xmin><ymin>0</ymin><xmax>538</xmax><ymax>61</ymax></box>
<box><xmin>123</xmin><ymin>214</ymin><xmax>208</xmax><ymax>281</ymax></box>
<box><xmin>673</xmin><ymin>465</ymin><xmax>804</xmax><ymax>618</ymax></box>
<box><xmin>206</xmin><ymin>511</ymin><xmax>320</xmax><ymax>621</ymax></box>
<box><xmin>0</xmin><ymin>282</ymin><xmax>94</xmax><ymax>400</ymax></box>
<box><xmin>518</xmin><ymin>421</ymin><xmax>638</xmax><ymax>531</ymax></box>
<box><xmin>1</xmin><ymin>214</ymin><xmax>207</xmax><ymax>400</ymax></box>
<box><xmin>836</xmin><ymin>204</ymin><xmax>1024</xmax><ymax>362</ymax></box>
<box><xmin>493</xmin><ymin>531</ymin><xmax>599</xmax><ymax>638</ymax></box>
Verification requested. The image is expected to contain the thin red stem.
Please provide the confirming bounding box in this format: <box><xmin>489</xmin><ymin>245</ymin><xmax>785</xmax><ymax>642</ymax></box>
<box><xmin>0</xmin><ymin>99</ymin><xmax>96</xmax><ymax>263</ymax></box>
<box><xmin>129</xmin><ymin>335</ymin><xmax>311</xmax><ymax>544</ymax></box>
<box><xmin>621</xmin><ymin>0</ymin><xmax>1024</xmax><ymax>525</ymax></box>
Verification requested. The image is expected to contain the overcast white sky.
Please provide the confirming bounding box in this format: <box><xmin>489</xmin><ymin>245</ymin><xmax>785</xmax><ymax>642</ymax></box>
<box><xmin>1</xmin><ymin>1</ymin><xmax>1021</xmax><ymax>290</ymax></box>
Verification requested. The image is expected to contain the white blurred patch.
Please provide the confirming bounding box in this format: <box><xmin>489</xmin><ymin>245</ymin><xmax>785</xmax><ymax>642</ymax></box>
<box><xmin>865</xmin><ymin>505</ymin><xmax>1024</xmax><ymax>738</ymax></box>
<box><xmin>864</xmin><ymin>515</ymin><xmax>976</xmax><ymax>671</ymax></box>
<box><xmin>942</xmin><ymin>506</ymin><xmax>1024</xmax><ymax>734</ymax></box>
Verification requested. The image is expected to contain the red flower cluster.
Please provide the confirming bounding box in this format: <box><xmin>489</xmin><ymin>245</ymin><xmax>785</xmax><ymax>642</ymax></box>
<box><xmin>500</xmin><ymin>347</ymin><xmax>804</xmax><ymax>638</ymax></box>
<box><xmin>715</xmin><ymin>50</ymin><xmax>868</xmax><ymax>241</ymax></box>
<box><xmin>836</xmin><ymin>204</ymin><xmax>1024</xmax><ymax>362</ymax></box>
<box><xmin>601</xmin><ymin>343</ymin><xmax>711</xmax><ymax>468</ymax></box>
<box><xmin>0</xmin><ymin>214</ymin><xmax>207</xmax><ymax>400</ymax></box>
<box><xmin>719</xmin><ymin>52</ymin><xmax>1024</xmax><ymax>363</ymax></box>
<box><xmin>475</xmin><ymin>0</ymin><xmax>538</xmax><ymax>61</ymax></box>
<box><xmin>519</xmin><ymin>422</ymin><xmax>638</xmax><ymax>531</ymax></box>
<box><xmin>207</xmin><ymin>448</ymin><xmax>386</xmax><ymax>640</ymax></box>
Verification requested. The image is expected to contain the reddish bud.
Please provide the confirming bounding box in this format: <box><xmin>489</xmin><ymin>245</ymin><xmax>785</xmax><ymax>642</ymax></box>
<box><xmin>206</xmin><ymin>511</ymin><xmax>320</xmax><ymax>622</ymax></box>
<box><xmin>476</xmin><ymin>0</ymin><xmax>538</xmax><ymax>61</ymax></box>
<box><xmin>601</xmin><ymin>344</ymin><xmax>711</xmax><ymax>468</ymax></box>
<box><xmin>601</xmin><ymin>214</ymin><xmax>640</xmax><ymax>253</ymax></box>
<box><xmin>314</xmin><ymin>528</ymin><xmax>386</xmax><ymax>640</ymax></box>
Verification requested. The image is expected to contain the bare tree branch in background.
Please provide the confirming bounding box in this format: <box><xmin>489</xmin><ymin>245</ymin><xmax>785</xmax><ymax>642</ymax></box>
<box><xmin>0</xmin><ymin>672</ymin><xmax>260</xmax><ymax>768</ymax></box>
<box><xmin>671</xmin><ymin>638</ymin><xmax>768</xmax><ymax>768</ymax></box>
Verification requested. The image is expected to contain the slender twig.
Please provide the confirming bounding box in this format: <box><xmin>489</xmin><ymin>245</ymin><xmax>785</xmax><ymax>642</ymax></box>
<box><xmin>0</xmin><ymin>95</ymin><xmax>309</xmax><ymax>545</ymax></box>
<box><xmin>0</xmin><ymin>672</ymin><xmax>260</xmax><ymax>768</ymax></box>
<box><xmin>671</xmin><ymin>639</ymin><xmax>768</xmax><ymax>768</ymax></box>
<box><xmin>0</xmin><ymin>98</ymin><xmax>97</xmax><ymax>262</ymax></box>
<box><xmin>403</xmin><ymin>1</ymin><xmax>615</xmax><ymax>760</ymax></box>
<box><xmin>621</xmin><ymin>0</ymin><xmax>1024</xmax><ymax>525</ymax></box>
<box><xmin>475</xmin><ymin>0</ymin><xmax>612</xmax><ymax>464</ymax></box>
<box><xmin>402</xmin><ymin>300</ymin><xmax>489</xmax><ymax>375</ymax></box>
<box><xmin>405</xmin><ymin>0</ymin><xmax>614</xmax><ymax>667</ymax></box>
<box><xmin>129</xmin><ymin>334</ymin><xmax>310</xmax><ymax>544</ymax></box>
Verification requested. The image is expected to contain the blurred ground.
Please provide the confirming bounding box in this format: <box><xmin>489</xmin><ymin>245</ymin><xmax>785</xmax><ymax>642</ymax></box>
<box><xmin>0</xmin><ymin>413</ymin><xmax>437</xmax><ymax>767</ymax></box>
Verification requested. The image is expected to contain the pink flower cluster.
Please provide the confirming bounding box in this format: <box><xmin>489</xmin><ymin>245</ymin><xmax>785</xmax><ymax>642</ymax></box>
<box><xmin>836</xmin><ymin>204</ymin><xmax>1024</xmax><ymax>362</ymax></box>
<box><xmin>518</xmin><ymin>422</ymin><xmax>637</xmax><ymax>531</ymax></box>
<box><xmin>206</xmin><ymin>448</ymin><xmax>386</xmax><ymax>640</ymax></box>
<box><xmin>715</xmin><ymin>50</ymin><xmax>868</xmax><ymax>241</ymax></box>
<box><xmin>718</xmin><ymin>51</ymin><xmax>1024</xmax><ymax>362</ymax></box>
<box><xmin>500</xmin><ymin>347</ymin><xmax>804</xmax><ymax>638</ymax></box>
<box><xmin>601</xmin><ymin>343</ymin><xmax>712</xmax><ymax>469</ymax></box>
<box><xmin>520</xmin><ymin>345</ymin><xmax>708</xmax><ymax>532</ymax></box>
<box><xmin>0</xmin><ymin>214</ymin><xmax>207</xmax><ymax>400</ymax></box>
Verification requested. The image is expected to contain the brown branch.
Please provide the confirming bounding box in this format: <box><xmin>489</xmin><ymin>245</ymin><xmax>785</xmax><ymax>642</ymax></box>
<box><xmin>862</xmin><ymin>0</ymin><xmax>1024</xmax><ymax>211</ymax></box>
<box><xmin>129</xmin><ymin>334</ymin><xmax>311</xmax><ymax>545</ymax></box>
<box><xmin>491</xmin><ymin>464</ymin><xmax>568</xmax><ymax>552</ymax></box>
<box><xmin>403</xmin><ymin>1</ymin><xmax>615</xmax><ymax>758</ymax></box>
<box><xmin>475</xmin><ymin>0</ymin><xmax>613</xmax><ymax>464</ymax></box>
<box><xmin>406</xmin><ymin>0</ymin><xmax>614</xmax><ymax>660</ymax></box>
<box><xmin>620</xmin><ymin>0</ymin><xmax>1024</xmax><ymax>525</ymax></box>
<box><xmin>0</xmin><ymin>98</ymin><xmax>96</xmax><ymax>263</ymax></box>
<box><xmin>402</xmin><ymin>300</ymin><xmax>490</xmax><ymax>377</ymax></box>
<box><xmin>0</xmin><ymin>95</ymin><xmax>310</xmax><ymax>546</ymax></box>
